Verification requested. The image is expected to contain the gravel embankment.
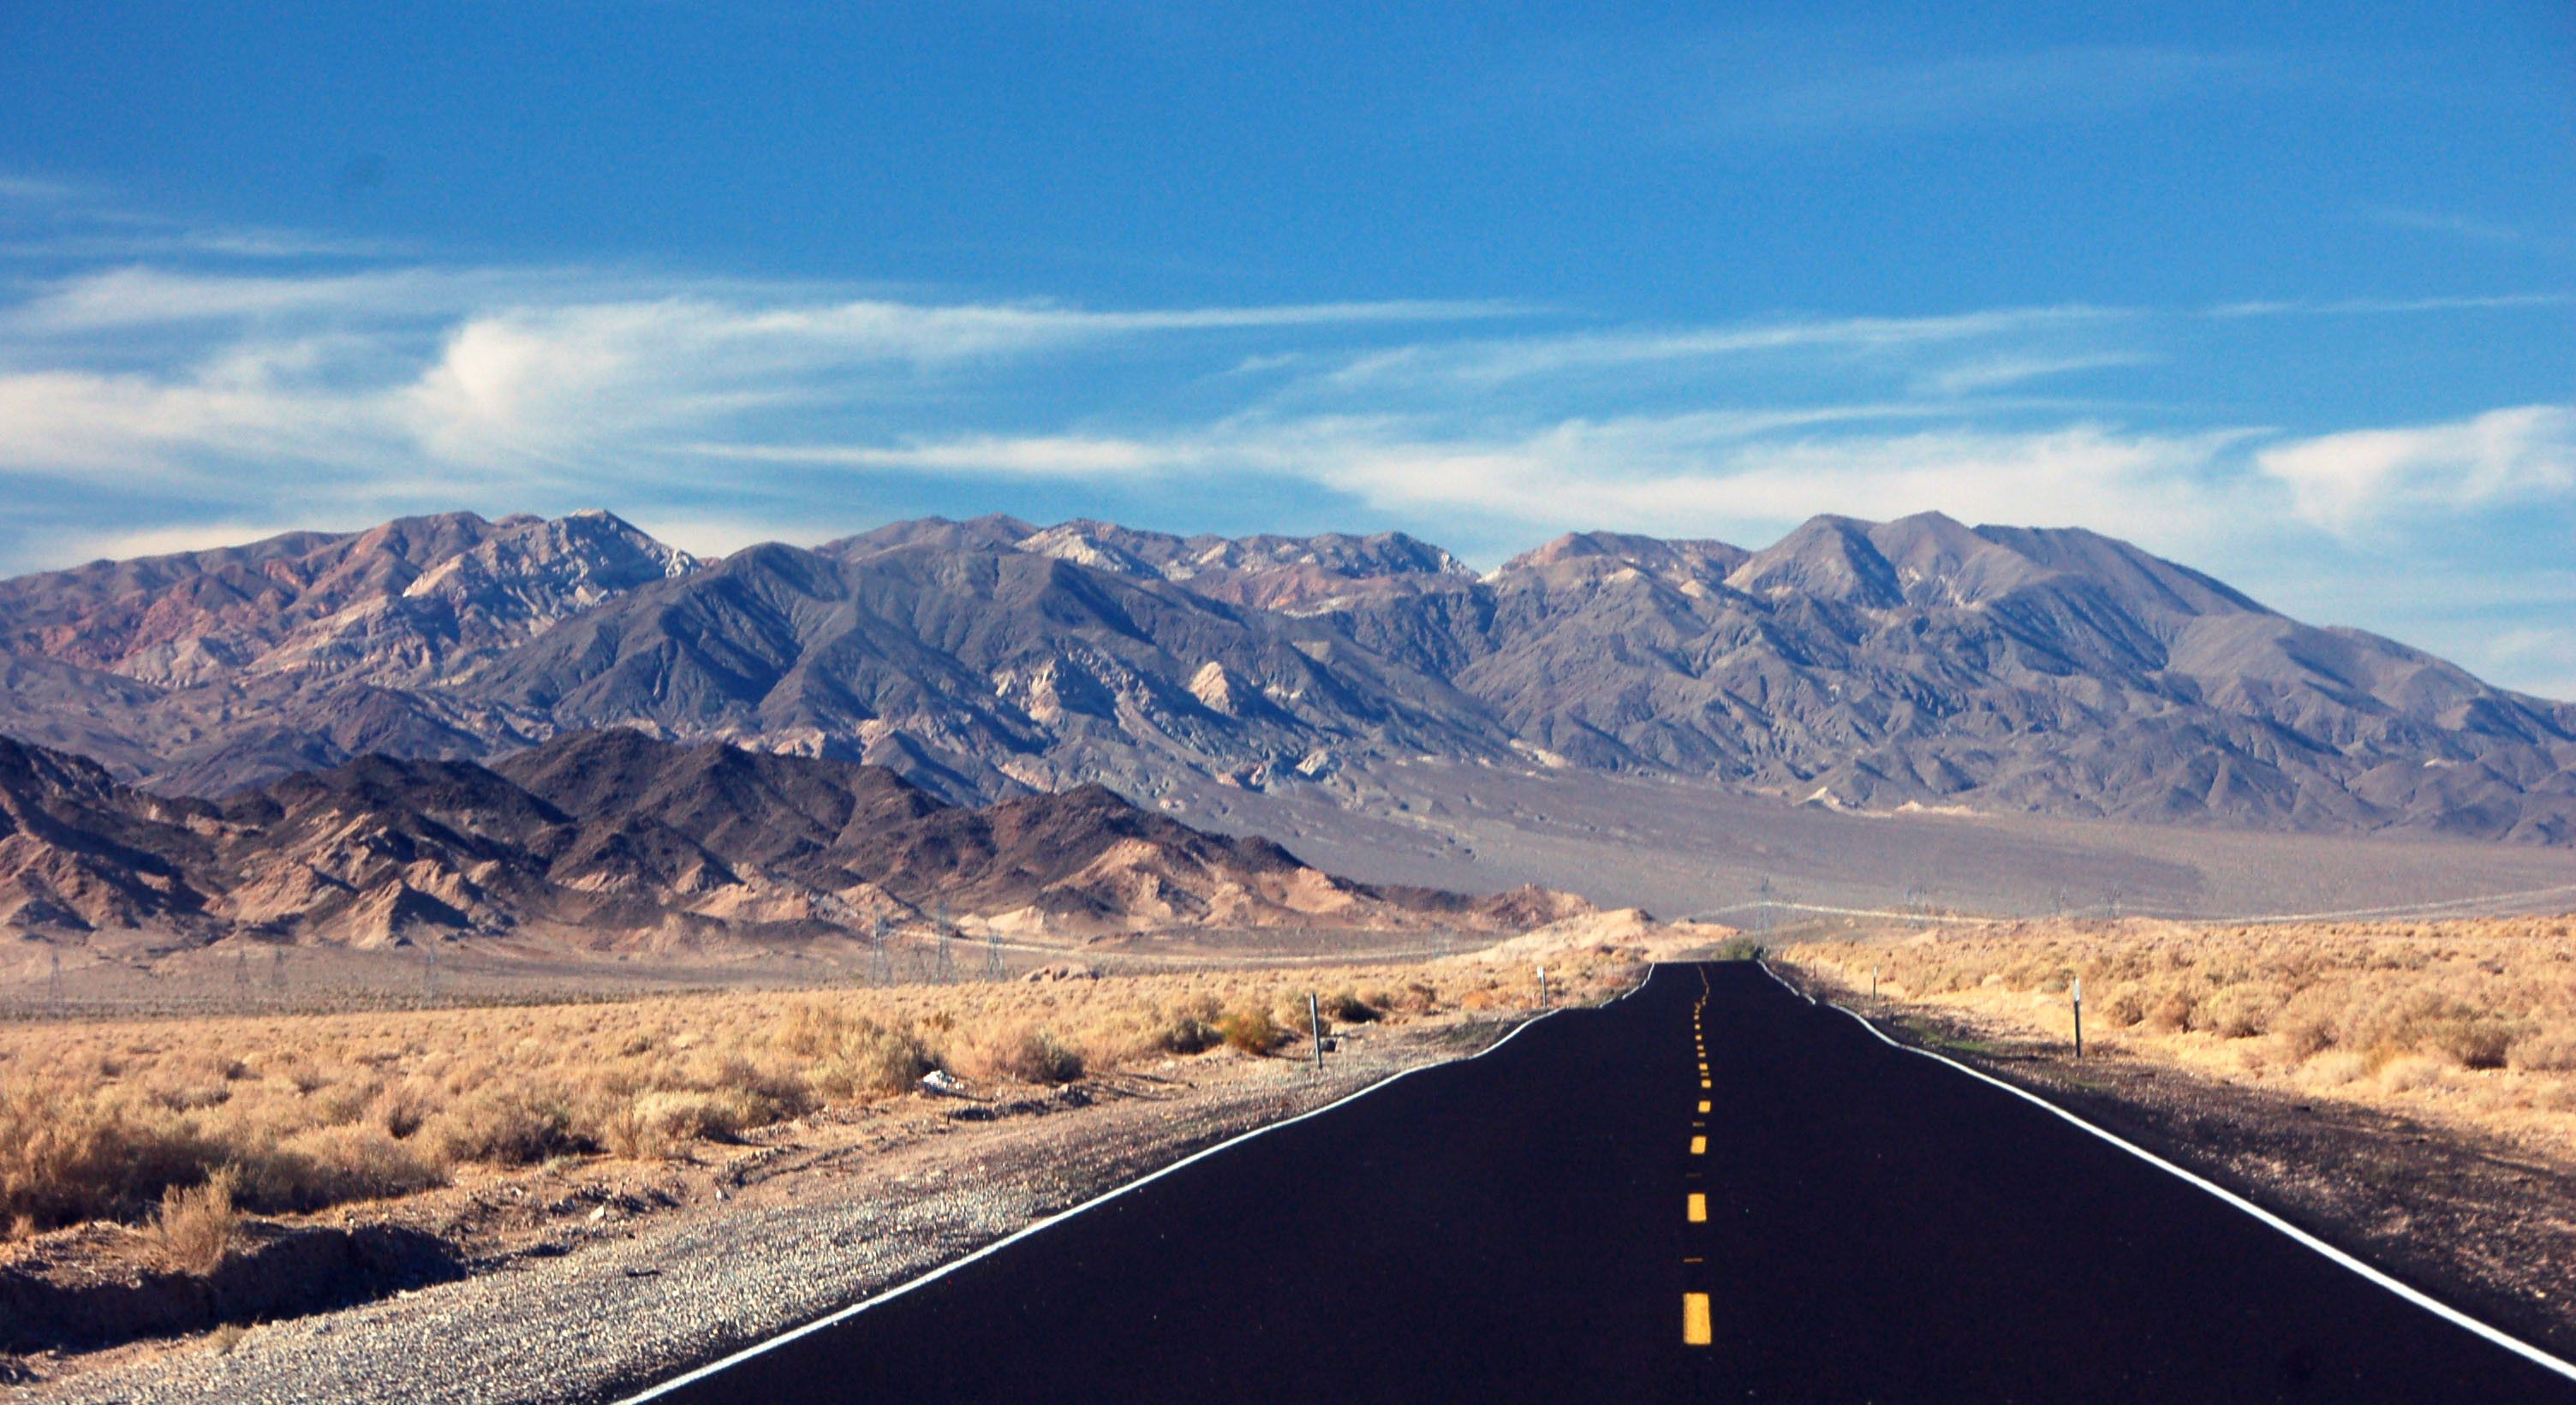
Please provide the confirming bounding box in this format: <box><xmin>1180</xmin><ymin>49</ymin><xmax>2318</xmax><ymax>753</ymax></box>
<box><xmin>10</xmin><ymin>1031</ymin><xmax>1482</xmax><ymax>1405</ymax></box>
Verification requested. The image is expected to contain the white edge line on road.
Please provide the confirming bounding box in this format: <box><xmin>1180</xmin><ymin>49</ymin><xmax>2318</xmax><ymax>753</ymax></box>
<box><xmin>614</xmin><ymin>967</ymin><xmax>1657</xmax><ymax>1403</ymax></box>
<box><xmin>1755</xmin><ymin>960</ymin><xmax>2576</xmax><ymax>1384</ymax></box>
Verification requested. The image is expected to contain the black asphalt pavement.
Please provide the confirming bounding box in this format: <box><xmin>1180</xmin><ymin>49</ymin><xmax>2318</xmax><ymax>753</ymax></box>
<box><xmin>639</xmin><ymin>962</ymin><xmax>2575</xmax><ymax>1403</ymax></box>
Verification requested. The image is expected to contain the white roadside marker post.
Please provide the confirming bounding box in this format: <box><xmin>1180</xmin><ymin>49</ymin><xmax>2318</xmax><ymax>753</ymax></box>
<box><xmin>1309</xmin><ymin>992</ymin><xmax>1324</xmax><ymax>1075</ymax></box>
<box><xmin>1871</xmin><ymin>965</ymin><xmax>1879</xmax><ymax>1000</ymax></box>
<box><xmin>2072</xmin><ymin>976</ymin><xmax>2084</xmax><ymax>1059</ymax></box>
<box><xmin>1537</xmin><ymin>964</ymin><xmax>1548</xmax><ymax>1009</ymax></box>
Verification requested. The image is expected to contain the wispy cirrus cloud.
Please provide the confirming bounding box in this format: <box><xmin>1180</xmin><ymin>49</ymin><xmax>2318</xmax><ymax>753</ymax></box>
<box><xmin>2367</xmin><ymin>206</ymin><xmax>2572</xmax><ymax>253</ymax></box>
<box><xmin>0</xmin><ymin>234</ymin><xmax>2570</xmax><ymax>698</ymax></box>
<box><xmin>0</xmin><ymin>171</ymin><xmax>408</xmax><ymax>265</ymax></box>
<box><xmin>1712</xmin><ymin>45</ymin><xmax>2291</xmax><ymax>140</ymax></box>
<box><xmin>1315</xmin><ymin>305</ymin><xmax>2127</xmax><ymax>393</ymax></box>
<box><xmin>2257</xmin><ymin>403</ymin><xmax>2576</xmax><ymax>534</ymax></box>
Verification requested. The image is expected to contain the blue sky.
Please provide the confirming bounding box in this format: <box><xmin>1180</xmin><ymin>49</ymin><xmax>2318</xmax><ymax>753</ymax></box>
<box><xmin>0</xmin><ymin>3</ymin><xmax>2571</xmax><ymax>694</ymax></box>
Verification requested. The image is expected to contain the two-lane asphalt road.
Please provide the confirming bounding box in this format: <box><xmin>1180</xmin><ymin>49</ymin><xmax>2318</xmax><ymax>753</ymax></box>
<box><xmin>632</xmin><ymin>962</ymin><xmax>2575</xmax><ymax>1402</ymax></box>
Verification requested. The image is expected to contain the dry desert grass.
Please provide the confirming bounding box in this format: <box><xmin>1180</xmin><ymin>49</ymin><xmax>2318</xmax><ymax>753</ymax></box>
<box><xmin>0</xmin><ymin>944</ymin><xmax>1637</xmax><ymax>1250</ymax></box>
<box><xmin>1785</xmin><ymin>914</ymin><xmax>2576</xmax><ymax>1158</ymax></box>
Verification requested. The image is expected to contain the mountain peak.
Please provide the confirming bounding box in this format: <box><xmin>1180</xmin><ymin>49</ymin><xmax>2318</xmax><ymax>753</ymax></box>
<box><xmin>1723</xmin><ymin>515</ymin><xmax>1905</xmax><ymax>608</ymax></box>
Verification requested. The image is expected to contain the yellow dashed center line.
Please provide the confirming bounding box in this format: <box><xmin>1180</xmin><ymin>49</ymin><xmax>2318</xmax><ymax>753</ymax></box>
<box><xmin>1687</xmin><ymin>1192</ymin><xmax>1707</xmax><ymax>1223</ymax></box>
<box><xmin>1690</xmin><ymin>1134</ymin><xmax>1707</xmax><ymax>1155</ymax></box>
<box><xmin>1697</xmin><ymin>1099</ymin><xmax>1710</xmax><ymax>1113</ymax></box>
<box><xmin>1684</xmin><ymin>1292</ymin><xmax>1713</xmax><ymax>1345</ymax></box>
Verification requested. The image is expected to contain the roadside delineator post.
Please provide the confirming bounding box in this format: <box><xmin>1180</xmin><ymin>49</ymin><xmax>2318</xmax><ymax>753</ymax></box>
<box><xmin>1309</xmin><ymin>992</ymin><xmax>1324</xmax><ymax>1074</ymax></box>
<box><xmin>1537</xmin><ymin>964</ymin><xmax>1548</xmax><ymax>1009</ymax></box>
<box><xmin>1870</xmin><ymin>965</ymin><xmax>1879</xmax><ymax>1000</ymax></box>
<box><xmin>2072</xmin><ymin>976</ymin><xmax>2084</xmax><ymax>1059</ymax></box>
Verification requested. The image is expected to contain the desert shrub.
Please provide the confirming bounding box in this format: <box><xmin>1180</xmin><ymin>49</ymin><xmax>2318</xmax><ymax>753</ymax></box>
<box><xmin>957</xmin><ymin>1024</ymin><xmax>1085</xmax><ymax>1084</ymax></box>
<box><xmin>2278</xmin><ymin>1014</ymin><xmax>2336</xmax><ymax>1060</ymax></box>
<box><xmin>2203</xmin><ymin>985</ymin><xmax>2281</xmax><ymax>1039</ymax></box>
<box><xmin>701</xmin><ymin>1055</ymin><xmax>814</xmax><ymax>1123</ymax></box>
<box><xmin>811</xmin><ymin>1019</ymin><xmax>931</xmax><ymax>1100</ymax></box>
<box><xmin>146</xmin><ymin>1078</ymin><xmax>233</xmax><ymax>1113</ymax></box>
<box><xmin>1218</xmin><ymin>1009</ymin><xmax>1284</xmax><ymax>1057</ymax></box>
<box><xmin>248</xmin><ymin>1125</ymin><xmax>446</xmax><ymax>1207</ymax></box>
<box><xmin>2380</xmin><ymin>1055</ymin><xmax>2453</xmax><ymax>1093</ymax></box>
<box><xmin>2099</xmin><ymin>991</ymin><xmax>2146</xmax><ymax>1028</ymax></box>
<box><xmin>619</xmin><ymin>1090</ymin><xmax>748</xmax><ymax>1154</ymax></box>
<box><xmin>2511</xmin><ymin>1029</ymin><xmax>2576</xmax><ymax>1073</ymax></box>
<box><xmin>147</xmin><ymin>1166</ymin><xmax>239</xmax><ymax>1275</ymax></box>
<box><xmin>2143</xmin><ymin>990</ymin><xmax>2197</xmax><ymax>1033</ymax></box>
<box><xmin>1323</xmin><ymin>991</ymin><xmax>1380</xmax><ymax>1024</ymax></box>
<box><xmin>1155</xmin><ymin>997</ymin><xmax>1224</xmax><ymax>1054</ymax></box>
<box><xmin>0</xmin><ymin>1084</ymin><xmax>215</xmax><ymax>1229</ymax></box>
<box><xmin>371</xmin><ymin>1079</ymin><xmax>433</xmax><ymax>1140</ymax></box>
<box><xmin>426</xmin><ymin>1084</ymin><xmax>589</xmax><ymax>1166</ymax></box>
<box><xmin>2424</xmin><ymin>1017</ymin><xmax>2517</xmax><ymax>1071</ymax></box>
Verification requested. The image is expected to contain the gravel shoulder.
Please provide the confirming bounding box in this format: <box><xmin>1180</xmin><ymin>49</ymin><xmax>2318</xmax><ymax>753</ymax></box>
<box><xmin>3</xmin><ymin>1021</ymin><xmax>1513</xmax><ymax>1404</ymax></box>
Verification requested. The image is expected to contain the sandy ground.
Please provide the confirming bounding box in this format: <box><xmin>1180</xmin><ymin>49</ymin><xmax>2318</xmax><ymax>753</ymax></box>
<box><xmin>0</xmin><ymin>1017</ymin><xmax>1530</xmax><ymax>1404</ymax></box>
<box><xmin>1160</xmin><ymin>759</ymin><xmax>2576</xmax><ymax>921</ymax></box>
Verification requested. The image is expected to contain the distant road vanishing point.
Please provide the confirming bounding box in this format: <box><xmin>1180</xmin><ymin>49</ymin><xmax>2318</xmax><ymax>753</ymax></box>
<box><xmin>627</xmin><ymin>964</ymin><xmax>2576</xmax><ymax>1403</ymax></box>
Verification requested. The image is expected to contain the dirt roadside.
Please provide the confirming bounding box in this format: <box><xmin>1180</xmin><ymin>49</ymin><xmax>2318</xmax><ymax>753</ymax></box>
<box><xmin>1768</xmin><ymin>960</ymin><xmax>2576</xmax><ymax>1365</ymax></box>
<box><xmin>0</xmin><ymin>1018</ymin><xmax>1525</xmax><ymax>1404</ymax></box>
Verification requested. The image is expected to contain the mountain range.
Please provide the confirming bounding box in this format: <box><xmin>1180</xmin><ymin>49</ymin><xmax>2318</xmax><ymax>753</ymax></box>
<box><xmin>0</xmin><ymin>728</ymin><xmax>1574</xmax><ymax>953</ymax></box>
<box><xmin>0</xmin><ymin>507</ymin><xmax>2569</xmax><ymax>847</ymax></box>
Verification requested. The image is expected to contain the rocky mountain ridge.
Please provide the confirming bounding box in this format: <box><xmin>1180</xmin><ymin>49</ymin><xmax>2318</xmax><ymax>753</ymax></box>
<box><xmin>0</xmin><ymin>508</ymin><xmax>2568</xmax><ymax>845</ymax></box>
<box><xmin>0</xmin><ymin>729</ymin><xmax>1571</xmax><ymax>952</ymax></box>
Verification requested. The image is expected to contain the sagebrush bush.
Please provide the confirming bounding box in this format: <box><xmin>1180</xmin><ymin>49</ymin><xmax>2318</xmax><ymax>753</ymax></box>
<box><xmin>147</xmin><ymin>1165</ymin><xmax>239</xmax><ymax>1275</ymax></box>
<box><xmin>1218</xmin><ymin>1009</ymin><xmax>1285</xmax><ymax>1057</ymax></box>
<box><xmin>427</xmin><ymin>1084</ymin><xmax>589</xmax><ymax>1166</ymax></box>
<box><xmin>957</xmin><ymin>1024</ymin><xmax>1084</xmax><ymax>1084</ymax></box>
<box><xmin>1324</xmin><ymin>991</ymin><xmax>1381</xmax><ymax>1023</ymax></box>
<box><xmin>1784</xmin><ymin>914</ymin><xmax>2576</xmax><ymax>1152</ymax></box>
<box><xmin>0</xmin><ymin>947</ymin><xmax>1637</xmax><ymax>1233</ymax></box>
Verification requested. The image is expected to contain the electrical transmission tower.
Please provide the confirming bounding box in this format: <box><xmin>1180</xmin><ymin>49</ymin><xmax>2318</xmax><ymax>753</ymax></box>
<box><xmin>933</xmin><ymin>914</ymin><xmax>956</xmax><ymax>985</ymax></box>
<box><xmin>866</xmin><ymin>917</ymin><xmax>892</xmax><ymax>986</ymax></box>
<box><xmin>421</xmin><ymin>942</ymin><xmax>438</xmax><ymax>1003</ymax></box>
<box><xmin>984</xmin><ymin>928</ymin><xmax>1005</xmax><ymax>982</ymax></box>
<box><xmin>48</xmin><ymin>949</ymin><xmax>64</xmax><ymax>1013</ymax></box>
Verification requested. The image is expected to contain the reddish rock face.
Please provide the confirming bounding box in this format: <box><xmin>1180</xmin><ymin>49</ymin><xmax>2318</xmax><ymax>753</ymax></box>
<box><xmin>0</xmin><ymin>728</ymin><xmax>1577</xmax><ymax>956</ymax></box>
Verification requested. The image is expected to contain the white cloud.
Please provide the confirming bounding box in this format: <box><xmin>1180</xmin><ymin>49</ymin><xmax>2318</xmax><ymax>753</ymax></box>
<box><xmin>2366</xmin><ymin>207</ymin><xmax>2569</xmax><ymax>253</ymax></box>
<box><xmin>2257</xmin><ymin>404</ymin><xmax>2576</xmax><ymax>533</ymax></box>
<box><xmin>2204</xmin><ymin>293</ymin><xmax>2573</xmax><ymax>319</ymax></box>
<box><xmin>714</xmin><ymin>414</ymin><xmax>2273</xmax><ymax>559</ymax></box>
<box><xmin>1724</xmin><ymin>46</ymin><xmax>2284</xmax><ymax>139</ymax></box>
<box><xmin>1915</xmin><ymin>352</ymin><xmax>2151</xmax><ymax>396</ymax></box>
<box><xmin>1322</xmin><ymin>305</ymin><xmax>2122</xmax><ymax>390</ymax></box>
